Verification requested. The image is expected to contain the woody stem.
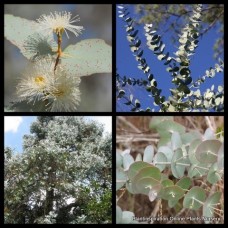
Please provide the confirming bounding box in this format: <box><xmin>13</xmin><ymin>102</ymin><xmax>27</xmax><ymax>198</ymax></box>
<box><xmin>54</xmin><ymin>33</ymin><xmax>62</xmax><ymax>72</ymax></box>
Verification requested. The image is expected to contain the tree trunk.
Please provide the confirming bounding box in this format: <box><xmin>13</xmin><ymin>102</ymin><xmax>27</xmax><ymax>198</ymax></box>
<box><xmin>45</xmin><ymin>189</ymin><xmax>54</xmax><ymax>215</ymax></box>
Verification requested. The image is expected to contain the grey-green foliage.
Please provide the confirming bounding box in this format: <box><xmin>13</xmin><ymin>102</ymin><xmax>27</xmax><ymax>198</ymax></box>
<box><xmin>135</xmin><ymin>4</ymin><xmax>224</xmax><ymax>60</ymax></box>
<box><xmin>116</xmin><ymin>117</ymin><xmax>223</xmax><ymax>223</ymax></box>
<box><xmin>5</xmin><ymin>116</ymin><xmax>112</xmax><ymax>224</ymax></box>
<box><xmin>116</xmin><ymin>4</ymin><xmax>224</xmax><ymax>112</ymax></box>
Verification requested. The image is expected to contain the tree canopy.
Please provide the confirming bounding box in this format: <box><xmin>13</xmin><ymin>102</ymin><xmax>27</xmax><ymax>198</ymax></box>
<box><xmin>4</xmin><ymin>116</ymin><xmax>112</xmax><ymax>224</ymax></box>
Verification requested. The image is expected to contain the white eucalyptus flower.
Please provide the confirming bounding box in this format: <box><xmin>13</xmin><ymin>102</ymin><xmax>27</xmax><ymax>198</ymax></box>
<box><xmin>46</xmin><ymin>70</ymin><xmax>81</xmax><ymax>112</ymax></box>
<box><xmin>16</xmin><ymin>57</ymin><xmax>81</xmax><ymax>112</ymax></box>
<box><xmin>37</xmin><ymin>11</ymin><xmax>84</xmax><ymax>38</ymax></box>
<box><xmin>16</xmin><ymin>58</ymin><xmax>55</xmax><ymax>103</ymax></box>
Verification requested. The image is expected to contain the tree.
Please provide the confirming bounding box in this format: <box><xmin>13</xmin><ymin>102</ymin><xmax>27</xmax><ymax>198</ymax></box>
<box><xmin>116</xmin><ymin>4</ymin><xmax>224</xmax><ymax>112</ymax></box>
<box><xmin>4</xmin><ymin>116</ymin><xmax>112</xmax><ymax>224</ymax></box>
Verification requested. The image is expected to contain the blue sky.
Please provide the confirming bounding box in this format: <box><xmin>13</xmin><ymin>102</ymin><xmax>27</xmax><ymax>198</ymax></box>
<box><xmin>116</xmin><ymin>4</ymin><xmax>224</xmax><ymax>111</ymax></box>
<box><xmin>4</xmin><ymin>116</ymin><xmax>112</xmax><ymax>154</ymax></box>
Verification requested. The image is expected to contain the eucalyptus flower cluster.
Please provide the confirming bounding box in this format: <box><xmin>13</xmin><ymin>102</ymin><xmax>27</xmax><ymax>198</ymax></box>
<box><xmin>16</xmin><ymin>11</ymin><xmax>84</xmax><ymax>111</ymax></box>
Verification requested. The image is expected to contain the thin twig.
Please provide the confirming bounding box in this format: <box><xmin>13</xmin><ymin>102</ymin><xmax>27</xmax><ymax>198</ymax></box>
<box><xmin>150</xmin><ymin>199</ymin><xmax>161</xmax><ymax>224</ymax></box>
<box><xmin>117</xmin><ymin>116</ymin><xmax>141</xmax><ymax>133</ymax></box>
<box><xmin>186</xmin><ymin>116</ymin><xmax>198</xmax><ymax>130</ymax></box>
<box><xmin>200</xmin><ymin>10</ymin><xmax>224</xmax><ymax>37</ymax></box>
<box><xmin>117</xmin><ymin>136</ymin><xmax>158</xmax><ymax>143</ymax></box>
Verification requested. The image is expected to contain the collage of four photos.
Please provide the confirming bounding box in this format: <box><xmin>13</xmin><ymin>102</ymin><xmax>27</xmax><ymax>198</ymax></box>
<box><xmin>4</xmin><ymin>3</ymin><xmax>224</xmax><ymax>224</ymax></box>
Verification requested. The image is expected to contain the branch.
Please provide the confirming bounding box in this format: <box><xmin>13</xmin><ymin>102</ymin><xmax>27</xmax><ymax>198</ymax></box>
<box><xmin>200</xmin><ymin>10</ymin><xmax>224</xmax><ymax>37</ymax></box>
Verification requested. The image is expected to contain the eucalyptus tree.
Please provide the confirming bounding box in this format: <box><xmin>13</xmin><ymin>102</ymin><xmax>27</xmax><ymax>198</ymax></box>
<box><xmin>4</xmin><ymin>116</ymin><xmax>112</xmax><ymax>224</ymax></box>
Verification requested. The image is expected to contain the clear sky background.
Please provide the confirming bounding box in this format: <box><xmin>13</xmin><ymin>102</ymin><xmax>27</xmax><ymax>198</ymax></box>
<box><xmin>116</xmin><ymin>4</ymin><xmax>224</xmax><ymax>112</ymax></box>
<box><xmin>4</xmin><ymin>116</ymin><xmax>112</xmax><ymax>153</ymax></box>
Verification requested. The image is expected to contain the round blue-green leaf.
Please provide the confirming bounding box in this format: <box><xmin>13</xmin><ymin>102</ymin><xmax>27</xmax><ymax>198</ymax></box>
<box><xmin>183</xmin><ymin>186</ymin><xmax>206</xmax><ymax>210</ymax></box>
<box><xmin>116</xmin><ymin>168</ymin><xmax>127</xmax><ymax>190</ymax></box>
<box><xmin>161</xmin><ymin>174</ymin><xmax>169</xmax><ymax>181</ymax></box>
<box><xmin>188</xmin><ymin>139</ymin><xmax>202</xmax><ymax>164</ymax></box>
<box><xmin>127</xmin><ymin>35</ymin><xmax>134</xmax><ymax>42</ymax></box>
<box><xmin>149</xmin><ymin>116</ymin><xmax>173</xmax><ymax>129</ymax></box>
<box><xmin>157</xmin><ymin>54</ymin><xmax>166</xmax><ymax>60</ymax></box>
<box><xmin>118</xmin><ymin>90</ymin><xmax>125</xmax><ymax>98</ymax></box>
<box><xmin>161</xmin><ymin>179</ymin><xmax>174</xmax><ymax>188</ymax></box>
<box><xmin>207</xmin><ymin>163</ymin><xmax>222</xmax><ymax>184</ymax></box>
<box><xmin>158</xmin><ymin>136</ymin><xmax>171</xmax><ymax>148</ymax></box>
<box><xmin>181</xmin><ymin>131</ymin><xmax>201</xmax><ymax>145</ymax></box>
<box><xmin>143</xmin><ymin>145</ymin><xmax>154</xmax><ymax>163</ymax></box>
<box><xmin>177</xmin><ymin>84</ymin><xmax>190</xmax><ymax>94</ymax></box>
<box><xmin>153</xmin><ymin>152</ymin><xmax>168</xmax><ymax>171</ymax></box>
<box><xmin>148</xmin><ymin>184</ymin><xmax>162</xmax><ymax>202</ymax></box>
<box><xmin>203</xmin><ymin>128</ymin><xmax>215</xmax><ymax>140</ymax></box>
<box><xmin>134</xmin><ymin>177</ymin><xmax>160</xmax><ymax>195</ymax></box>
<box><xmin>129</xmin><ymin>94</ymin><xmax>133</xmax><ymax>102</ymax></box>
<box><xmin>126</xmin><ymin>181</ymin><xmax>135</xmax><ymax>194</ymax></box>
<box><xmin>135</xmin><ymin>153</ymin><xmax>142</xmax><ymax>161</ymax></box>
<box><xmin>172</xmin><ymin>66</ymin><xmax>179</xmax><ymax>72</ymax></box>
<box><xmin>161</xmin><ymin>186</ymin><xmax>184</xmax><ymax>201</ymax></box>
<box><xmin>128</xmin><ymin>161</ymin><xmax>153</xmax><ymax>181</ymax></box>
<box><xmin>137</xmin><ymin>49</ymin><xmax>143</xmax><ymax>57</ymax></box>
<box><xmin>133</xmin><ymin>166</ymin><xmax>161</xmax><ymax>183</ymax></box>
<box><xmin>148</xmin><ymin>74</ymin><xmax>153</xmax><ymax>81</ymax></box>
<box><xmin>188</xmin><ymin>163</ymin><xmax>209</xmax><ymax>178</ymax></box>
<box><xmin>155</xmin><ymin>120</ymin><xmax>185</xmax><ymax>137</ymax></box>
<box><xmin>121</xmin><ymin>148</ymin><xmax>131</xmax><ymax>156</ymax></box>
<box><xmin>154</xmin><ymin>96</ymin><xmax>161</xmax><ymax>105</ymax></box>
<box><xmin>180</xmin><ymin>67</ymin><xmax>190</xmax><ymax>76</ymax></box>
<box><xmin>125</xmin><ymin>17</ymin><xmax>132</xmax><ymax>22</ymax></box>
<box><xmin>203</xmin><ymin>192</ymin><xmax>221</xmax><ymax>220</ymax></box>
<box><xmin>132</xmin><ymin>166</ymin><xmax>161</xmax><ymax>194</ymax></box>
<box><xmin>126</xmin><ymin>26</ymin><xmax>133</xmax><ymax>32</ymax></box>
<box><xmin>123</xmin><ymin>154</ymin><xmax>134</xmax><ymax>171</ymax></box>
<box><xmin>158</xmin><ymin>146</ymin><xmax>173</xmax><ymax>162</ymax></box>
<box><xmin>116</xmin><ymin>206</ymin><xmax>123</xmax><ymax>224</ymax></box>
<box><xmin>217</xmin><ymin>143</ymin><xmax>224</xmax><ymax>171</ymax></box>
<box><xmin>171</xmin><ymin>149</ymin><xmax>189</xmax><ymax>178</ymax></box>
<box><xmin>176</xmin><ymin>177</ymin><xmax>191</xmax><ymax>190</ymax></box>
<box><xmin>135</xmin><ymin>99</ymin><xmax>141</xmax><ymax>108</ymax></box>
<box><xmin>195</xmin><ymin>140</ymin><xmax>222</xmax><ymax>163</ymax></box>
<box><xmin>171</xmin><ymin>131</ymin><xmax>182</xmax><ymax>150</ymax></box>
<box><xmin>121</xmin><ymin>211</ymin><xmax>137</xmax><ymax>224</ymax></box>
<box><xmin>131</xmin><ymin>46</ymin><xmax>139</xmax><ymax>53</ymax></box>
<box><xmin>135</xmin><ymin>39</ymin><xmax>141</xmax><ymax>47</ymax></box>
<box><xmin>184</xmin><ymin>77</ymin><xmax>192</xmax><ymax>85</ymax></box>
<box><xmin>131</xmin><ymin>30</ymin><xmax>139</xmax><ymax>38</ymax></box>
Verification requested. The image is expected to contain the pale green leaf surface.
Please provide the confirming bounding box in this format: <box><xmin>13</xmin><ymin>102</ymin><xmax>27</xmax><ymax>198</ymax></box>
<box><xmin>62</xmin><ymin>39</ymin><xmax>112</xmax><ymax>77</ymax></box>
<box><xmin>4</xmin><ymin>14</ymin><xmax>55</xmax><ymax>59</ymax></box>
